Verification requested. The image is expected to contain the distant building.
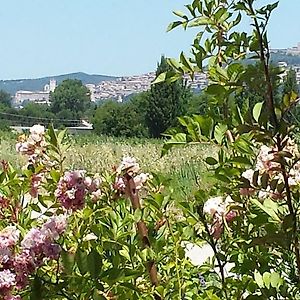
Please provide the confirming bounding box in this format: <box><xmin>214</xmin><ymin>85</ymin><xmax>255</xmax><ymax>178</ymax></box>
<box><xmin>14</xmin><ymin>80</ymin><xmax>56</xmax><ymax>106</ymax></box>
<box><xmin>287</xmin><ymin>43</ymin><xmax>300</xmax><ymax>56</ymax></box>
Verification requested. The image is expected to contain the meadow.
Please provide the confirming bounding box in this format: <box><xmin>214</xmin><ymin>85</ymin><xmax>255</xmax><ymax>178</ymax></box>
<box><xmin>0</xmin><ymin>130</ymin><xmax>214</xmax><ymax>198</ymax></box>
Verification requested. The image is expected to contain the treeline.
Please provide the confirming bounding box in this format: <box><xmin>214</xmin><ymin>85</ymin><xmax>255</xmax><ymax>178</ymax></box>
<box><xmin>0</xmin><ymin>57</ymin><xmax>299</xmax><ymax>137</ymax></box>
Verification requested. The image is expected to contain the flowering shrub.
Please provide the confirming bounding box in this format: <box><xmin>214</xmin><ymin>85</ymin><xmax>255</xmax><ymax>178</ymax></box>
<box><xmin>1</xmin><ymin>1</ymin><xmax>300</xmax><ymax>299</ymax></box>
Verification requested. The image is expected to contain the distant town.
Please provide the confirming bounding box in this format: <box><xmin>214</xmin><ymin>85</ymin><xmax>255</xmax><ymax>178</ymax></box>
<box><xmin>11</xmin><ymin>42</ymin><xmax>300</xmax><ymax>108</ymax></box>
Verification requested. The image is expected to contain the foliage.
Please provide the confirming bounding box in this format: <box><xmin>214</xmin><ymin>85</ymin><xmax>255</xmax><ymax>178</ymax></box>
<box><xmin>50</xmin><ymin>79</ymin><xmax>91</xmax><ymax>120</ymax></box>
<box><xmin>0</xmin><ymin>90</ymin><xmax>12</xmax><ymax>108</ymax></box>
<box><xmin>2</xmin><ymin>1</ymin><xmax>300</xmax><ymax>299</ymax></box>
<box><xmin>146</xmin><ymin>56</ymin><xmax>191</xmax><ymax>138</ymax></box>
<box><xmin>160</xmin><ymin>0</ymin><xmax>300</xmax><ymax>298</ymax></box>
<box><xmin>92</xmin><ymin>94</ymin><xmax>149</xmax><ymax>138</ymax></box>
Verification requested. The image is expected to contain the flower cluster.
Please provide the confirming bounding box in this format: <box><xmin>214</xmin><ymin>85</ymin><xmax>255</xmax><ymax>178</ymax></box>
<box><xmin>55</xmin><ymin>170</ymin><xmax>102</xmax><ymax>210</ymax></box>
<box><xmin>203</xmin><ymin>196</ymin><xmax>237</xmax><ymax>239</ymax></box>
<box><xmin>15</xmin><ymin>125</ymin><xmax>50</xmax><ymax>198</ymax></box>
<box><xmin>15</xmin><ymin>125</ymin><xmax>47</xmax><ymax>166</ymax></box>
<box><xmin>241</xmin><ymin>140</ymin><xmax>300</xmax><ymax>199</ymax></box>
<box><xmin>0</xmin><ymin>216</ymin><xmax>67</xmax><ymax>298</ymax></box>
<box><xmin>114</xmin><ymin>156</ymin><xmax>151</xmax><ymax>193</ymax></box>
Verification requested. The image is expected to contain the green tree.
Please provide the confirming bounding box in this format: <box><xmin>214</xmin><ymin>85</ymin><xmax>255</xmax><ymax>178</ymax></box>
<box><xmin>50</xmin><ymin>79</ymin><xmax>91</xmax><ymax>120</ymax></box>
<box><xmin>93</xmin><ymin>93</ymin><xmax>149</xmax><ymax>137</ymax></box>
<box><xmin>283</xmin><ymin>68</ymin><xmax>299</xmax><ymax>95</ymax></box>
<box><xmin>146</xmin><ymin>56</ymin><xmax>190</xmax><ymax>138</ymax></box>
<box><xmin>0</xmin><ymin>90</ymin><xmax>12</xmax><ymax>108</ymax></box>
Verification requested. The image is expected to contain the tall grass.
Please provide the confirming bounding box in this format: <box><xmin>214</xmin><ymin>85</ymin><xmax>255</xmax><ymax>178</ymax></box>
<box><xmin>0</xmin><ymin>131</ymin><xmax>216</xmax><ymax>197</ymax></box>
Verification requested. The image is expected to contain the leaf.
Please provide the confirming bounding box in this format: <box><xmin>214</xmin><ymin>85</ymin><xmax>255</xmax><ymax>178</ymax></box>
<box><xmin>87</xmin><ymin>249</ymin><xmax>102</xmax><ymax>279</ymax></box>
<box><xmin>270</xmin><ymin>272</ymin><xmax>283</xmax><ymax>289</ymax></box>
<box><xmin>250</xmin><ymin>199</ymin><xmax>280</xmax><ymax>222</ymax></box>
<box><xmin>152</xmin><ymin>72</ymin><xmax>166</xmax><ymax>84</ymax></box>
<box><xmin>30</xmin><ymin>276</ymin><xmax>42</xmax><ymax>300</ymax></box>
<box><xmin>214</xmin><ymin>123</ymin><xmax>227</xmax><ymax>144</ymax></box>
<box><xmin>167</xmin><ymin>21</ymin><xmax>182</xmax><ymax>32</ymax></box>
<box><xmin>253</xmin><ymin>102</ymin><xmax>263</xmax><ymax>122</ymax></box>
<box><xmin>205</xmin><ymin>157</ymin><xmax>218</xmax><ymax>165</ymax></box>
<box><xmin>263</xmin><ymin>272</ymin><xmax>271</xmax><ymax>289</ymax></box>
<box><xmin>206</xmin><ymin>84</ymin><xmax>226</xmax><ymax>96</ymax></box>
<box><xmin>61</xmin><ymin>249</ymin><xmax>75</xmax><ymax>274</ymax></box>
<box><xmin>254</xmin><ymin>270</ymin><xmax>264</xmax><ymax>288</ymax></box>
<box><xmin>75</xmin><ymin>248</ymin><xmax>88</xmax><ymax>275</ymax></box>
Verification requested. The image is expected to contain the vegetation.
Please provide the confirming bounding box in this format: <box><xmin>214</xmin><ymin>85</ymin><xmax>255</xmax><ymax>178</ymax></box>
<box><xmin>50</xmin><ymin>79</ymin><xmax>91</xmax><ymax>120</ymax></box>
<box><xmin>1</xmin><ymin>1</ymin><xmax>300</xmax><ymax>299</ymax></box>
<box><xmin>145</xmin><ymin>56</ymin><xmax>191</xmax><ymax>137</ymax></box>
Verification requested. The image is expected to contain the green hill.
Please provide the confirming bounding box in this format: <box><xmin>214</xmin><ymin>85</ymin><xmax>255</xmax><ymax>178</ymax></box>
<box><xmin>0</xmin><ymin>72</ymin><xmax>118</xmax><ymax>95</ymax></box>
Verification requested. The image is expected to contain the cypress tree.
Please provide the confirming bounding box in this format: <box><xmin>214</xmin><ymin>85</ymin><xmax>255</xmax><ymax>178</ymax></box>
<box><xmin>146</xmin><ymin>56</ymin><xmax>189</xmax><ymax>138</ymax></box>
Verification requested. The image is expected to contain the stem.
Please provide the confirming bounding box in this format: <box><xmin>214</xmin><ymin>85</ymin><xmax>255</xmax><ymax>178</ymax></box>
<box><xmin>167</xmin><ymin>218</ymin><xmax>182</xmax><ymax>298</ymax></box>
<box><xmin>246</xmin><ymin>0</ymin><xmax>278</xmax><ymax>129</ymax></box>
<box><xmin>198</xmin><ymin>208</ymin><xmax>228</xmax><ymax>299</ymax></box>
<box><xmin>247</xmin><ymin>0</ymin><xmax>300</xmax><ymax>277</ymax></box>
<box><xmin>124</xmin><ymin>174</ymin><xmax>161</xmax><ymax>300</ymax></box>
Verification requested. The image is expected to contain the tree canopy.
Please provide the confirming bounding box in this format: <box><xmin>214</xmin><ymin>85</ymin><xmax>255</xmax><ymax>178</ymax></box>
<box><xmin>50</xmin><ymin>79</ymin><xmax>91</xmax><ymax>120</ymax></box>
<box><xmin>145</xmin><ymin>56</ymin><xmax>190</xmax><ymax>138</ymax></box>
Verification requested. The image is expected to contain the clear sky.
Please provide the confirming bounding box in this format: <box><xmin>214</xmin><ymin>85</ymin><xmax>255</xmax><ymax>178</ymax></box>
<box><xmin>0</xmin><ymin>0</ymin><xmax>299</xmax><ymax>80</ymax></box>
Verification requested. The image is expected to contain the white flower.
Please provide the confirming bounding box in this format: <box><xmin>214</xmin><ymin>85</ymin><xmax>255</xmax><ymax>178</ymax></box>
<box><xmin>0</xmin><ymin>269</ymin><xmax>16</xmax><ymax>290</ymax></box>
<box><xmin>83</xmin><ymin>233</ymin><xmax>98</xmax><ymax>241</ymax></box>
<box><xmin>117</xmin><ymin>156</ymin><xmax>140</xmax><ymax>174</ymax></box>
<box><xmin>134</xmin><ymin>173</ymin><xmax>151</xmax><ymax>189</ymax></box>
<box><xmin>203</xmin><ymin>196</ymin><xmax>224</xmax><ymax>216</ymax></box>
<box><xmin>182</xmin><ymin>241</ymin><xmax>214</xmax><ymax>266</ymax></box>
<box><xmin>30</xmin><ymin>124</ymin><xmax>45</xmax><ymax>136</ymax></box>
<box><xmin>242</xmin><ymin>169</ymin><xmax>254</xmax><ymax>183</ymax></box>
<box><xmin>84</xmin><ymin>176</ymin><xmax>92</xmax><ymax>187</ymax></box>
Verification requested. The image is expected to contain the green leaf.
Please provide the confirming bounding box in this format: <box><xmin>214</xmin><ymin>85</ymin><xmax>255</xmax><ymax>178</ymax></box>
<box><xmin>167</xmin><ymin>21</ymin><xmax>182</xmax><ymax>32</ymax></box>
<box><xmin>254</xmin><ymin>270</ymin><xmax>264</xmax><ymax>288</ymax></box>
<box><xmin>76</xmin><ymin>248</ymin><xmax>89</xmax><ymax>275</ymax></box>
<box><xmin>253</xmin><ymin>102</ymin><xmax>263</xmax><ymax>122</ymax></box>
<box><xmin>87</xmin><ymin>249</ymin><xmax>102</xmax><ymax>279</ymax></box>
<box><xmin>263</xmin><ymin>272</ymin><xmax>271</xmax><ymax>289</ymax></box>
<box><xmin>61</xmin><ymin>249</ymin><xmax>75</xmax><ymax>274</ymax></box>
<box><xmin>205</xmin><ymin>157</ymin><xmax>218</xmax><ymax>165</ymax></box>
<box><xmin>270</xmin><ymin>272</ymin><xmax>283</xmax><ymax>289</ymax></box>
<box><xmin>152</xmin><ymin>72</ymin><xmax>166</xmax><ymax>84</ymax></box>
<box><xmin>214</xmin><ymin>123</ymin><xmax>227</xmax><ymax>144</ymax></box>
<box><xmin>250</xmin><ymin>199</ymin><xmax>280</xmax><ymax>222</ymax></box>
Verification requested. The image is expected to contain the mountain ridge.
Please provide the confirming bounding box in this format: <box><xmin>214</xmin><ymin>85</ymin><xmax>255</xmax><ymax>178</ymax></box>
<box><xmin>0</xmin><ymin>72</ymin><xmax>118</xmax><ymax>95</ymax></box>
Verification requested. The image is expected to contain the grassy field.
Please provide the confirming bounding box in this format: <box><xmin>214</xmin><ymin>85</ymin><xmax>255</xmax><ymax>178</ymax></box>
<box><xmin>0</xmin><ymin>130</ymin><xmax>214</xmax><ymax>197</ymax></box>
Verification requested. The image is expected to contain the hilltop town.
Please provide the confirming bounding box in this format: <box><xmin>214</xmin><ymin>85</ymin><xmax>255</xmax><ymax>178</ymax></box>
<box><xmin>9</xmin><ymin>42</ymin><xmax>300</xmax><ymax>107</ymax></box>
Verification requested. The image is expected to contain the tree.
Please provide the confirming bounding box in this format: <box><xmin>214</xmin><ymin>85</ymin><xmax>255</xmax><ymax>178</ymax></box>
<box><xmin>93</xmin><ymin>93</ymin><xmax>149</xmax><ymax>137</ymax></box>
<box><xmin>0</xmin><ymin>90</ymin><xmax>12</xmax><ymax>108</ymax></box>
<box><xmin>146</xmin><ymin>56</ymin><xmax>190</xmax><ymax>138</ymax></box>
<box><xmin>50</xmin><ymin>79</ymin><xmax>91</xmax><ymax>120</ymax></box>
<box><xmin>283</xmin><ymin>68</ymin><xmax>299</xmax><ymax>95</ymax></box>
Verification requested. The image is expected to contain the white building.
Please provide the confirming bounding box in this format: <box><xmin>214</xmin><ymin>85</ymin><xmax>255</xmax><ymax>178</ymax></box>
<box><xmin>287</xmin><ymin>43</ymin><xmax>300</xmax><ymax>56</ymax></box>
<box><xmin>15</xmin><ymin>80</ymin><xmax>57</xmax><ymax>105</ymax></box>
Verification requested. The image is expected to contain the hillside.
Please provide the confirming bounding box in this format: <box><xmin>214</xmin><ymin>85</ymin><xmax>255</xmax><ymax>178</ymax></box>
<box><xmin>270</xmin><ymin>52</ymin><xmax>300</xmax><ymax>65</ymax></box>
<box><xmin>0</xmin><ymin>72</ymin><xmax>118</xmax><ymax>95</ymax></box>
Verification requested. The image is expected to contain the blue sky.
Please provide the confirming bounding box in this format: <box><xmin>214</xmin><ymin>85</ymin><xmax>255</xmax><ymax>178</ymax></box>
<box><xmin>0</xmin><ymin>0</ymin><xmax>299</xmax><ymax>79</ymax></box>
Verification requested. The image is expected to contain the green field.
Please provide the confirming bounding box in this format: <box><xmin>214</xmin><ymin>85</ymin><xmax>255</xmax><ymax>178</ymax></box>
<box><xmin>0</xmin><ymin>130</ymin><xmax>214</xmax><ymax>198</ymax></box>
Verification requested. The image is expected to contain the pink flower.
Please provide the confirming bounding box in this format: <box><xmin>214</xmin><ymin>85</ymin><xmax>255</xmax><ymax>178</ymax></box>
<box><xmin>0</xmin><ymin>270</ymin><xmax>16</xmax><ymax>295</ymax></box>
<box><xmin>55</xmin><ymin>170</ymin><xmax>87</xmax><ymax>210</ymax></box>
<box><xmin>116</xmin><ymin>156</ymin><xmax>140</xmax><ymax>175</ymax></box>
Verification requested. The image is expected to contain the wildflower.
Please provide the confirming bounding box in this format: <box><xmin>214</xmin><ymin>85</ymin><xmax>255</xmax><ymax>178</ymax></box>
<box><xmin>55</xmin><ymin>170</ymin><xmax>86</xmax><ymax>210</ymax></box>
<box><xmin>203</xmin><ymin>196</ymin><xmax>238</xmax><ymax>239</ymax></box>
<box><xmin>0</xmin><ymin>270</ymin><xmax>16</xmax><ymax>295</ymax></box>
<box><xmin>203</xmin><ymin>196</ymin><xmax>224</xmax><ymax>217</ymax></box>
<box><xmin>134</xmin><ymin>173</ymin><xmax>151</xmax><ymax>190</ymax></box>
<box><xmin>116</xmin><ymin>156</ymin><xmax>140</xmax><ymax>175</ymax></box>
<box><xmin>0</xmin><ymin>227</ymin><xmax>20</xmax><ymax>264</ymax></box>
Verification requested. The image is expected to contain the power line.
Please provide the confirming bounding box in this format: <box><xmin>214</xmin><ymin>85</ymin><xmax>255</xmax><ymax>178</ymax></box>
<box><xmin>0</xmin><ymin>111</ymin><xmax>82</xmax><ymax>123</ymax></box>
